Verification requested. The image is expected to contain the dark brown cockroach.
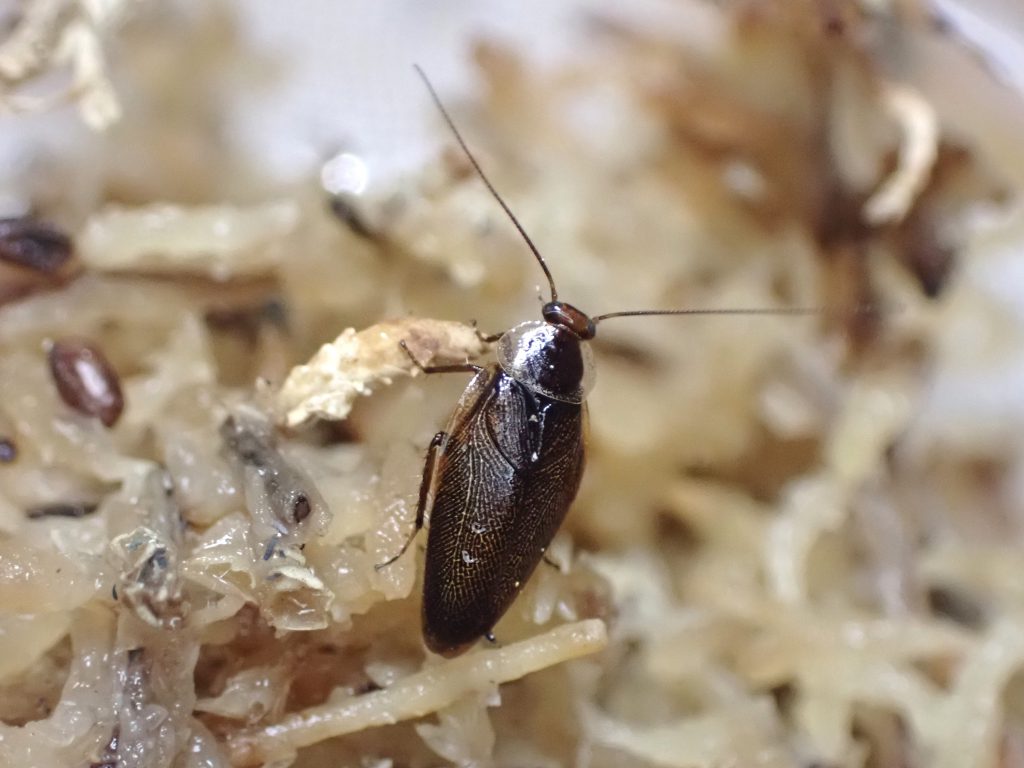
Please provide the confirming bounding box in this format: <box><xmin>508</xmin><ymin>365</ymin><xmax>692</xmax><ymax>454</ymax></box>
<box><xmin>379</xmin><ymin>67</ymin><xmax>818</xmax><ymax>657</ymax></box>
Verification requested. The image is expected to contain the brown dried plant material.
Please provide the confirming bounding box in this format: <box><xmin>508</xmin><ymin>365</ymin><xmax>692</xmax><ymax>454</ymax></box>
<box><xmin>277</xmin><ymin>317</ymin><xmax>489</xmax><ymax>428</ymax></box>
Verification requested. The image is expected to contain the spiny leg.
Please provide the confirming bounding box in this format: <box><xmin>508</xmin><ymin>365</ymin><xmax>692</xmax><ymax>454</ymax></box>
<box><xmin>469</xmin><ymin>319</ymin><xmax>503</xmax><ymax>344</ymax></box>
<box><xmin>377</xmin><ymin>341</ymin><xmax>479</xmax><ymax>570</ymax></box>
<box><xmin>400</xmin><ymin>339</ymin><xmax>482</xmax><ymax>375</ymax></box>
<box><xmin>376</xmin><ymin>431</ymin><xmax>447</xmax><ymax>570</ymax></box>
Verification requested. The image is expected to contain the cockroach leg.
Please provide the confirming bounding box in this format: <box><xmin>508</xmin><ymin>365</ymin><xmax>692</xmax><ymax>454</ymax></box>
<box><xmin>399</xmin><ymin>340</ymin><xmax>482</xmax><ymax>375</ymax></box>
<box><xmin>469</xmin><ymin>319</ymin><xmax>504</xmax><ymax>344</ymax></box>
<box><xmin>412</xmin><ymin>432</ymin><xmax>447</xmax><ymax>535</ymax></box>
<box><xmin>376</xmin><ymin>431</ymin><xmax>448</xmax><ymax>570</ymax></box>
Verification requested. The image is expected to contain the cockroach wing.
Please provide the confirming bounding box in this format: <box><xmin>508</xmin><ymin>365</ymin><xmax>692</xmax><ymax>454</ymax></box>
<box><xmin>421</xmin><ymin>365</ymin><xmax>586</xmax><ymax>656</ymax></box>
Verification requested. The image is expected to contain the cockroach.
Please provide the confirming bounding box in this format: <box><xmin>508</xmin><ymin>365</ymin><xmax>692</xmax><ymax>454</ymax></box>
<box><xmin>379</xmin><ymin>67</ymin><xmax>818</xmax><ymax>657</ymax></box>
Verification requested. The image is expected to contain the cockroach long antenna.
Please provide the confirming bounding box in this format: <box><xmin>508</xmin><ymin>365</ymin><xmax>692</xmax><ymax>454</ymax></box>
<box><xmin>414</xmin><ymin>64</ymin><xmax>560</xmax><ymax>302</ymax></box>
<box><xmin>591</xmin><ymin>306</ymin><xmax>823</xmax><ymax>324</ymax></box>
<box><xmin>591</xmin><ymin>302</ymin><xmax>889</xmax><ymax>325</ymax></box>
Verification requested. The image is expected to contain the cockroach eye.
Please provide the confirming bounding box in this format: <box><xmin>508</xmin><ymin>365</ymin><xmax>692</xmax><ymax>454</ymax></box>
<box><xmin>542</xmin><ymin>301</ymin><xmax>596</xmax><ymax>339</ymax></box>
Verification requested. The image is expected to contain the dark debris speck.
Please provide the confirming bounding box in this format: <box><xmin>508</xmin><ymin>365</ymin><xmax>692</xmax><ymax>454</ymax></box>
<box><xmin>26</xmin><ymin>502</ymin><xmax>99</xmax><ymax>519</ymax></box>
<box><xmin>0</xmin><ymin>216</ymin><xmax>73</xmax><ymax>274</ymax></box>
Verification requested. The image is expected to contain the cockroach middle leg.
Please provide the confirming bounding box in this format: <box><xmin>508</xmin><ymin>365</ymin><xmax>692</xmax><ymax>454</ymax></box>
<box><xmin>376</xmin><ymin>431</ymin><xmax>448</xmax><ymax>570</ymax></box>
<box><xmin>399</xmin><ymin>339</ymin><xmax>482</xmax><ymax>375</ymax></box>
<box><xmin>377</xmin><ymin>341</ymin><xmax>477</xmax><ymax>570</ymax></box>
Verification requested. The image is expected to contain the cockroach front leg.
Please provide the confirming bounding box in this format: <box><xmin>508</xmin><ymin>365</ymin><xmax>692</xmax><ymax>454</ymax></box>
<box><xmin>469</xmin><ymin>319</ymin><xmax>504</xmax><ymax>344</ymax></box>
<box><xmin>375</xmin><ymin>431</ymin><xmax>447</xmax><ymax>570</ymax></box>
<box><xmin>400</xmin><ymin>340</ymin><xmax>482</xmax><ymax>375</ymax></box>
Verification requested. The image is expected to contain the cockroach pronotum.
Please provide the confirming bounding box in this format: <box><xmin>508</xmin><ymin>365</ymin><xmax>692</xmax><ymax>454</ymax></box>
<box><xmin>379</xmin><ymin>66</ymin><xmax>819</xmax><ymax>657</ymax></box>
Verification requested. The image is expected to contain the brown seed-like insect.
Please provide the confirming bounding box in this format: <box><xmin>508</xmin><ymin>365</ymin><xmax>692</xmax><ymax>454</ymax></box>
<box><xmin>380</xmin><ymin>67</ymin><xmax>818</xmax><ymax>657</ymax></box>
<box><xmin>47</xmin><ymin>337</ymin><xmax>125</xmax><ymax>428</ymax></box>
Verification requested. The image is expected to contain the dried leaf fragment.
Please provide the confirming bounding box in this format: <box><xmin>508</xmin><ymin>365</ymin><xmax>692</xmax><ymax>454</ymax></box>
<box><xmin>277</xmin><ymin>317</ymin><xmax>489</xmax><ymax>428</ymax></box>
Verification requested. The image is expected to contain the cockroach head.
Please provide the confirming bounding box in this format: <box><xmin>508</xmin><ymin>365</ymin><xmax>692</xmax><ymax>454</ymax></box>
<box><xmin>542</xmin><ymin>301</ymin><xmax>596</xmax><ymax>340</ymax></box>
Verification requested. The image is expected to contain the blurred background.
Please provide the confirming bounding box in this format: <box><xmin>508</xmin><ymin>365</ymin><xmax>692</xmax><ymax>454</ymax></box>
<box><xmin>0</xmin><ymin>2</ymin><xmax>1021</xmax><ymax>184</ymax></box>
